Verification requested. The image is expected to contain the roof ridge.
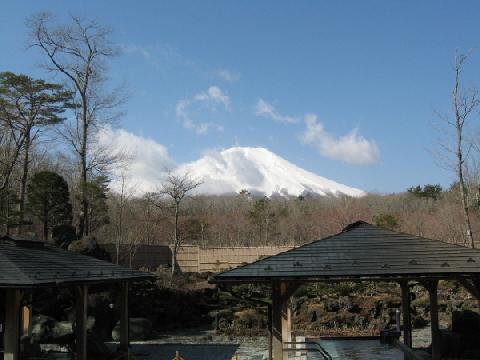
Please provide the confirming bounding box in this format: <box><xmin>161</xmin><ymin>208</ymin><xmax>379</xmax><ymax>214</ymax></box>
<box><xmin>342</xmin><ymin>220</ymin><xmax>372</xmax><ymax>232</ymax></box>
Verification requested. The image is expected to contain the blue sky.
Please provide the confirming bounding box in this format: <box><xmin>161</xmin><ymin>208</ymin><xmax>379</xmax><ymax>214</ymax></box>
<box><xmin>2</xmin><ymin>1</ymin><xmax>480</xmax><ymax>193</ymax></box>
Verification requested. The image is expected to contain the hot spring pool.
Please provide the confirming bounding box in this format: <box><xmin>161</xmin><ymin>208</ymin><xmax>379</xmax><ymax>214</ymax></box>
<box><xmin>310</xmin><ymin>338</ymin><xmax>404</xmax><ymax>360</ymax></box>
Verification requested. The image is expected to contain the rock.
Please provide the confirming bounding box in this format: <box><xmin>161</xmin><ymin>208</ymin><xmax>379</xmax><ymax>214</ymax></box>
<box><xmin>452</xmin><ymin>310</ymin><xmax>480</xmax><ymax>334</ymax></box>
<box><xmin>325</xmin><ymin>299</ymin><xmax>340</xmax><ymax>312</ymax></box>
<box><xmin>51</xmin><ymin>321</ymin><xmax>73</xmax><ymax>339</ymax></box>
<box><xmin>68</xmin><ymin>236</ymin><xmax>111</xmax><ymax>261</ymax></box>
<box><xmin>452</xmin><ymin>310</ymin><xmax>480</xmax><ymax>351</ymax></box>
<box><xmin>86</xmin><ymin>316</ymin><xmax>96</xmax><ymax>332</ymax></box>
<box><xmin>412</xmin><ymin>314</ymin><xmax>428</xmax><ymax>328</ymax></box>
<box><xmin>32</xmin><ymin>314</ymin><xmax>55</xmax><ymax>342</ymax></box>
<box><xmin>439</xmin><ymin>330</ymin><xmax>462</xmax><ymax>357</ymax></box>
<box><xmin>112</xmin><ymin>318</ymin><xmax>153</xmax><ymax>341</ymax></box>
<box><xmin>233</xmin><ymin>309</ymin><xmax>264</xmax><ymax>329</ymax></box>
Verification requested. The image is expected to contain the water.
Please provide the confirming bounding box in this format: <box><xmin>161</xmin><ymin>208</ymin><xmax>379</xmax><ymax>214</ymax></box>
<box><xmin>312</xmin><ymin>339</ymin><xmax>404</xmax><ymax>360</ymax></box>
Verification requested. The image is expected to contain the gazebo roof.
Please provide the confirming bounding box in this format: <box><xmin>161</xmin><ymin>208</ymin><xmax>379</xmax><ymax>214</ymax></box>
<box><xmin>0</xmin><ymin>236</ymin><xmax>153</xmax><ymax>288</ymax></box>
<box><xmin>212</xmin><ymin>221</ymin><xmax>480</xmax><ymax>283</ymax></box>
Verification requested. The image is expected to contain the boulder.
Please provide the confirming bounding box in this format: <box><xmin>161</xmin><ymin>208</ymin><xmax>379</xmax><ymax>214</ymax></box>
<box><xmin>112</xmin><ymin>318</ymin><xmax>152</xmax><ymax>341</ymax></box>
<box><xmin>51</xmin><ymin>321</ymin><xmax>73</xmax><ymax>339</ymax></box>
<box><xmin>452</xmin><ymin>310</ymin><xmax>480</xmax><ymax>351</ymax></box>
<box><xmin>412</xmin><ymin>314</ymin><xmax>428</xmax><ymax>328</ymax></box>
<box><xmin>452</xmin><ymin>310</ymin><xmax>480</xmax><ymax>334</ymax></box>
<box><xmin>32</xmin><ymin>314</ymin><xmax>55</xmax><ymax>342</ymax></box>
<box><xmin>68</xmin><ymin>236</ymin><xmax>111</xmax><ymax>261</ymax></box>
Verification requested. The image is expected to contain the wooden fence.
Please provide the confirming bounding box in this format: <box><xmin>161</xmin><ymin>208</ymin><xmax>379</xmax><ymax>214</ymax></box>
<box><xmin>104</xmin><ymin>244</ymin><xmax>294</xmax><ymax>272</ymax></box>
<box><xmin>195</xmin><ymin>245</ymin><xmax>294</xmax><ymax>272</ymax></box>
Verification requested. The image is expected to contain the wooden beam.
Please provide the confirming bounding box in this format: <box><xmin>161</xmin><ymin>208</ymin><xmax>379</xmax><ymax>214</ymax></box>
<box><xmin>424</xmin><ymin>280</ymin><xmax>440</xmax><ymax>360</ymax></box>
<box><xmin>267</xmin><ymin>304</ymin><xmax>272</xmax><ymax>360</ymax></box>
<box><xmin>76</xmin><ymin>285</ymin><xmax>88</xmax><ymax>360</ymax></box>
<box><xmin>119</xmin><ymin>281</ymin><xmax>129</xmax><ymax>357</ymax></box>
<box><xmin>400</xmin><ymin>281</ymin><xmax>412</xmax><ymax>351</ymax></box>
<box><xmin>21</xmin><ymin>292</ymin><xmax>32</xmax><ymax>338</ymax></box>
<box><xmin>271</xmin><ymin>281</ymin><xmax>297</xmax><ymax>360</ymax></box>
<box><xmin>4</xmin><ymin>289</ymin><xmax>22</xmax><ymax>360</ymax></box>
<box><xmin>281</xmin><ymin>283</ymin><xmax>292</xmax><ymax>346</ymax></box>
<box><xmin>271</xmin><ymin>282</ymin><xmax>283</xmax><ymax>360</ymax></box>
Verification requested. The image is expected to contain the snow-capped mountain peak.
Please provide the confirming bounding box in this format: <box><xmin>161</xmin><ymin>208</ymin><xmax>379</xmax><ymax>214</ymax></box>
<box><xmin>176</xmin><ymin>147</ymin><xmax>365</xmax><ymax>197</ymax></box>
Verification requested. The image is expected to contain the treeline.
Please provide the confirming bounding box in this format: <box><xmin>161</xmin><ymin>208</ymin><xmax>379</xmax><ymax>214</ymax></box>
<box><xmin>100</xmin><ymin>183</ymin><xmax>480</xmax><ymax>250</ymax></box>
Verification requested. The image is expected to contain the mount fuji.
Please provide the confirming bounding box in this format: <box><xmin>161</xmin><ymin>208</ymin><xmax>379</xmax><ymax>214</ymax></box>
<box><xmin>176</xmin><ymin>147</ymin><xmax>365</xmax><ymax>198</ymax></box>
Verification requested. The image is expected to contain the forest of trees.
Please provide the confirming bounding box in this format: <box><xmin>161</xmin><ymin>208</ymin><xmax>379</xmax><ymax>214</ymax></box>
<box><xmin>2</xmin><ymin>13</ymin><xmax>480</xmax><ymax>264</ymax></box>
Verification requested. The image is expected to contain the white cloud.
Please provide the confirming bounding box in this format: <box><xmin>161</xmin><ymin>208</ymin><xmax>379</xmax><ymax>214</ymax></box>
<box><xmin>193</xmin><ymin>86</ymin><xmax>230</xmax><ymax>108</ymax></box>
<box><xmin>301</xmin><ymin>114</ymin><xmax>379</xmax><ymax>165</ymax></box>
<box><xmin>95</xmin><ymin>127</ymin><xmax>174</xmax><ymax>194</ymax></box>
<box><xmin>254</xmin><ymin>99</ymin><xmax>298</xmax><ymax>124</ymax></box>
<box><xmin>121</xmin><ymin>44</ymin><xmax>152</xmax><ymax>61</ymax></box>
<box><xmin>216</xmin><ymin>69</ymin><xmax>241</xmax><ymax>82</ymax></box>
<box><xmin>176</xmin><ymin>86</ymin><xmax>229</xmax><ymax>135</ymax></box>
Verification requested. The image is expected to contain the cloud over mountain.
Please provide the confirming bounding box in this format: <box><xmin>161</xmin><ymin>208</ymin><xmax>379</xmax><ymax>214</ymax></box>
<box><xmin>301</xmin><ymin>114</ymin><xmax>379</xmax><ymax>165</ymax></box>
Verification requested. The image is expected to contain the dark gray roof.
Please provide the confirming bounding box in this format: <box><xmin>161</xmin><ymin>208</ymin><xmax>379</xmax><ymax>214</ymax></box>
<box><xmin>212</xmin><ymin>221</ymin><xmax>480</xmax><ymax>283</ymax></box>
<box><xmin>0</xmin><ymin>236</ymin><xmax>153</xmax><ymax>288</ymax></box>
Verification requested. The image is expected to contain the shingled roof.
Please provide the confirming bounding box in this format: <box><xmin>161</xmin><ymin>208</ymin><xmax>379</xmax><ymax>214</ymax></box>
<box><xmin>212</xmin><ymin>221</ymin><xmax>480</xmax><ymax>283</ymax></box>
<box><xmin>0</xmin><ymin>236</ymin><xmax>153</xmax><ymax>288</ymax></box>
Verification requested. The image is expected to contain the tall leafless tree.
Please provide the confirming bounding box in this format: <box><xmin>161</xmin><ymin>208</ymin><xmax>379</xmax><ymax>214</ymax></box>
<box><xmin>150</xmin><ymin>173</ymin><xmax>202</xmax><ymax>275</ymax></box>
<box><xmin>437</xmin><ymin>51</ymin><xmax>479</xmax><ymax>248</ymax></box>
<box><xmin>28</xmin><ymin>13</ymin><xmax>123</xmax><ymax>238</ymax></box>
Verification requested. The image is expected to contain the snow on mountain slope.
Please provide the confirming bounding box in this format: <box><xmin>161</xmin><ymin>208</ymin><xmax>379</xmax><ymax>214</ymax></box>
<box><xmin>176</xmin><ymin>147</ymin><xmax>365</xmax><ymax>197</ymax></box>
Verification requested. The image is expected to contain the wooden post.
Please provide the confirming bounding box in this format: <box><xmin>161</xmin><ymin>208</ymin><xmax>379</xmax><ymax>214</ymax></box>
<box><xmin>76</xmin><ymin>285</ymin><xmax>88</xmax><ymax>360</ymax></box>
<box><xmin>271</xmin><ymin>282</ymin><xmax>284</xmax><ymax>360</ymax></box>
<box><xmin>426</xmin><ymin>280</ymin><xmax>440</xmax><ymax>360</ymax></box>
<box><xmin>119</xmin><ymin>281</ymin><xmax>129</xmax><ymax>357</ymax></box>
<box><xmin>4</xmin><ymin>289</ymin><xmax>22</xmax><ymax>360</ymax></box>
<box><xmin>267</xmin><ymin>303</ymin><xmax>273</xmax><ymax>360</ymax></box>
<box><xmin>281</xmin><ymin>285</ymin><xmax>292</xmax><ymax>345</ymax></box>
<box><xmin>400</xmin><ymin>281</ymin><xmax>412</xmax><ymax>350</ymax></box>
<box><xmin>271</xmin><ymin>281</ymin><xmax>294</xmax><ymax>360</ymax></box>
<box><xmin>21</xmin><ymin>292</ymin><xmax>32</xmax><ymax>338</ymax></box>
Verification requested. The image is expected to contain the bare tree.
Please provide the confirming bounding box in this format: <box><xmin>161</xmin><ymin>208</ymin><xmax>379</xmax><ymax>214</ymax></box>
<box><xmin>436</xmin><ymin>50</ymin><xmax>479</xmax><ymax>248</ymax></box>
<box><xmin>111</xmin><ymin>174</ymin><xmax>136</xmax><ymax>264</ymax></box>
<box><xmin>150</xmin><ymin>173</ymin><xmax>202</xmax><ymax>275</ymax></box>
<box><xmin>28</xmin><ymin>13</ymin><xmax>123</xmax><ymax>238</ymax></box>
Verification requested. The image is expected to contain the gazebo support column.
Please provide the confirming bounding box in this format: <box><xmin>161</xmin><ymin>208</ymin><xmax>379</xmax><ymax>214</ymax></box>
<box><xmin>76</xmin><ymin>284</ymin><xmax>88</xmax><ymax>360</ymax></box>
<box><xmin>119</xmin><ymin>281</ymin><xmax>130</xmax><ymax>358</ymax></box>
<box><xmin>400</xmin><ymin>281</ymin><xmax>412</xmax><ymax>351</ymax></box>
<box><xmin>271</xmin><ymin>282</ymin><xmax>283</xmax><ymax>360</ymax></box>
<box><xmin>267</xmin><ymin>303</ymin><xmax>272</xmax><ymax>360</ymax></box>
<box><xmin>21</xmin><ymin>292</ymin><xmax>33</xmax><ymax>338</ymax></box>
<box><xmin>271</xmin><ymin>282</ymin><xmax>298</xmax><ymax>360</ymax></box>
<box><xmin>281</xmin><ymin>283</ymin><xmax>292</xmax><ymax>345</ymax></box>
<box><xmin>425</xmin><ymin>280</ymin><xmax>440</xmax><ymax>360</ymax></box>
<box><xmin>4</xmin><ymin>288</ymin><xmax>22</xmax><ymax>360</ymax></box>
